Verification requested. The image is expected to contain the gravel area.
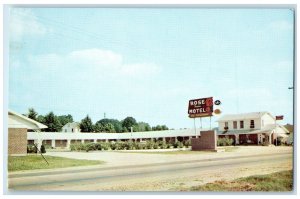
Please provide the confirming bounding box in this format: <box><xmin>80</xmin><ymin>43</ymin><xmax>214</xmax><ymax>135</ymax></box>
<box><xmin>45</xmin><ymin>146</ymin><xmax>292</xmax><ymax>168</ymax></box>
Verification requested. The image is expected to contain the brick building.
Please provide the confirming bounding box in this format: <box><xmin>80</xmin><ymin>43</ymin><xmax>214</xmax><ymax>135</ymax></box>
<box><xmin>8</xmin><ymin>110</ymin><xmax>47</xmax><ymax>155</ymax></box>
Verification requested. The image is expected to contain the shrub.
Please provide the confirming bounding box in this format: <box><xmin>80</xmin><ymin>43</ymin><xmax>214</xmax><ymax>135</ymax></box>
<box><xmin>127</xmin><ymin>141</ymin><xmax>136</xmax><ymax>150</ymax></box>
<box><xmin>27</xmin><ymin>144</ymin><xmax>37</xmax><ymax>153</ymax></box>
<box><xmin>183</xmin><ymin>140</ymin><xmax>191</xmax><ymax>147</ymax></box>
<box><xmin>136</xmin><ymin>142</ymin><xmax>147</xmax><ymax>149</ymax></box>
<box><xmin>40</xmin><ymin>145</ymin><xmax>46</xmax><ymax>153</ymax></box>
<box><xmin>177</xmin><ymin>141</ymin><xmax>184</xmax><ymax>148</ymax></box>
<box><xmin>153</xmin><ymin>142</ymin><xmax>159</xmax><ymax>149</ymax></box>
<box><xmin>159</xmin><ymin>141</ymin><xmax>168</xmax><ymax>149</ymax></box>
<box><xmin>100</xmin><ymin>142</ymin><xmax>110</xmax><ymax>150</ymax></box>
<box><xmin>85</xmin><ymin>143</ymin><xmax>96</xmax><ymax>152</ymax></box>
<box><xmin>173</xmin><ymin>141</ymin><xmax>183</xmax><ymax>148</ymax></box>
<box><xmin>70</xmin><ymin>143</ymin><xmax>86</xmax><ymax>151</ymax></box>
<box><xmin>217</xmin><ymin>138</ymin><xmax>234</xmax><ymax>146</ymax></box>
<box><xmin>94</xmin><ymin>143</ymin><xmax>102</xmax><ymax>150</ymax></box>
<box><xmin>110</xmin><ymin>142</ymin><xmax>117</xmax><ymax>150</ymax></box>
<box><xmin>146</xmin><ymin>140</ymin><xmax>155</xmax><ymax>149</ymax></box>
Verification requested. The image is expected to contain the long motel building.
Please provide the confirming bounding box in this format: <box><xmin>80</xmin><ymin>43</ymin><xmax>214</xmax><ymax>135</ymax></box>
<box><xmin>25</xmin><ymin>111</ymin><xmax>290</xmax><ymax>149</ymax></box>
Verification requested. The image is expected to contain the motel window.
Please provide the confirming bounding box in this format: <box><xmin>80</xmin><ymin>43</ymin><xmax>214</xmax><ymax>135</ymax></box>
<box><xmin>233</xmin><ymin>121</ymin><xmax>237</xmax><ymax>129</ymax></box>
<box><xmin>250</xmin><ymin>120</ymin><xmax>255</xmax><ymax>128</ymax></box>
<box><xmin>240</xmin><ymin>121</ymin><xmax>244</xmax><ymax>129</ymax></box>
<box><xmin>225</xmin><ymin>122</ymin><xmax>228</xmax><ymax>127</ymax></box>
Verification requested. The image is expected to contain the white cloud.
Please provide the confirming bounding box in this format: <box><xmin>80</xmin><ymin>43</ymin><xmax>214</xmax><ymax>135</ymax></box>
<box><xmin>27</xmin><ymin>48</ymin><xmax>160</xmax><ymax>78</ymax></box>
<box><xmin>10</xmin><ymin>8</ymin><xmax>47</xmax><ymax>42</ymax></box>
<box><xmin>268</xmin><ymin>20</ymin><xmax>293</xmax><ymax>31</ymax></box>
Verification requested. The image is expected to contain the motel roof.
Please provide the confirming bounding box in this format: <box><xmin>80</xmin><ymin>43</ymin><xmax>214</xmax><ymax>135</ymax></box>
<box><xmin>8</xmin><ymin>110</ymin><xmax>48</xmax><ymax>130</ymax></box>
<box><xmin>216</xmin><ymin>112</ymin><xmax>274</xmax><ymax>122</ymax></box>
<box><xmin>216</xmin><ymin>124</ymin><xmax>289</xmax><ymax>135</ymax></box>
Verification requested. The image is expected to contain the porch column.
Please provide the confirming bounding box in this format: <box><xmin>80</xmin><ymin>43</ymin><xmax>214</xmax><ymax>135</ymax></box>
<box><xmin>163</xmin><ymin>137</ymin><xmax>166</xmax><ymax>142</ymax></box>
<box><xmin>51</xmin><ymin>139</ymin><xmax>56</xmax><ymax>148</ymax></box>
<box><xmin>67</xmin><ymin>139</ymin><xmax>71</xmax><ymax>149</ymax></box>
<box><xmin>235</xmin><ymin>134</ymin><xmax>239</xmax><ymax>145</ymax></box>
<box><xmin>93</xmin><ymin>139</ymin><xmax>97</xmax><ymax>143</ymax></box>
<box><xmin>269</xmin><ymin>132</ymin><xmax>274</xmax><ymax>145</ymax></box>
<box><xmin>105</xmin><ymin>139</ymin><xmax>108</xmax><ymax>143</ymax></box>
<box><xmin>81</xmin><ymin>139</ymin><xmax>85</xmax><ymax>144</ymax></box>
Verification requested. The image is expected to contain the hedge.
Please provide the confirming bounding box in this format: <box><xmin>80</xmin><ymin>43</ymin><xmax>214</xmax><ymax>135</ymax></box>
<box><xmin>69</xmin><ymin>140</ymin><xmax>188</xmax><ymax>152</ymax></box>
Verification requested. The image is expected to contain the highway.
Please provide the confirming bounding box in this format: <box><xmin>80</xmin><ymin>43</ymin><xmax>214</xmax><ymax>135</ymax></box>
<box><xmin>8</xmin><ymin>151</ymin><xmax>293</xmax><ymax>191</ymax></box>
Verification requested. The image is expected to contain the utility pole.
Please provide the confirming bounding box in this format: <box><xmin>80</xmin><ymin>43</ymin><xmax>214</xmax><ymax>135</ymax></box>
<box><xmin>104</xmin><ymin>112</ymin><xmax>106</xmax><ymax>119</ymax></box>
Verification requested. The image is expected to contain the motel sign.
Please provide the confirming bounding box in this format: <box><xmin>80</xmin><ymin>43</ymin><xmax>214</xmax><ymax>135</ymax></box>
<box><xmin>188</xmin><ymin>97</ymin><xmax>213</xmax><ymax>118</ymax></box>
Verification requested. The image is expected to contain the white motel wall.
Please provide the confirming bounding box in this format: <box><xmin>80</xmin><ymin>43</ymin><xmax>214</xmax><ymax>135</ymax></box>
<box><xmin>27</xmin><ymin>128</ymin><xmax>205</xmax><ymax>149</ymax></box>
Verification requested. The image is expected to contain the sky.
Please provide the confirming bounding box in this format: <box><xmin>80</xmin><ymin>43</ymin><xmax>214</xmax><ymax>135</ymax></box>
<box><xmin>7</xmin><ymin>7</ymin><xmax>294</xmax><ymax>129</ymax></box>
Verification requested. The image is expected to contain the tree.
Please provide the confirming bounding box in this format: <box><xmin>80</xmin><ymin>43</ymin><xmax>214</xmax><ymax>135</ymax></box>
<box><xmin>58</xmin><ymin>114</ymin><xmax>74</xmax><ymax>126</ymax></box>
<box><xmin>103</xmin><ymin>123</ymin><xmax>115</xmax><ymax>133</ymax></box>
<box><xmin>122</xmin><ymin>117</ymin><xmax>137</xmax><ymax>132</ymax></box>
<box><xmin>136</xmin><ymin>122</ymin><xmax>151</xmax><ymax>132</ymax></box>
<box><xmin>161</xmin><ymin>125</ymin><xmax>169</xmax><ymax>130</ymax></box>
<box><xmin>80</xmin><ymin>115</ymin><xmax>94</xmax><ymax>132</ymax></box>
<box><xmin>96</xmin><ymin>118</ymin><xmax>122</xmax><ymax>133</ymax></box>
<box><xmin>152</xmin><ymin>124</ymin><xmax>169</xmax><ymax>131</ymax></box>
<box><xmin>27</xmin><ymin>108</ymin><xmax>38</xmax><ymax>121</ymax></box>
<box><xmin>44</xmin><ymin>112</ymin><xmax>63</xmax><ymax>132</ymax></box>
<box><xmin>37</xmin><ymin>115</ymin><xmax>45</xmax><ymax>124</ymax></box>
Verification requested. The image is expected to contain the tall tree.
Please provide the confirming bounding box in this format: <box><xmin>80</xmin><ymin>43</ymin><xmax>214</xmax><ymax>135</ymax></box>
<box><xmin>36</xmin><ymin>115</ymin><xmax>45</xmax><ymax>124</ymax></box>
<box><xmin>44</xmin><ymin>112</ymin><xmax>63</xmax><ymax>132</ymax></box>
<box><xmin>96</xmin><ymin>118</ymin><xmax>122</xmax><ymax>133</ymax></box>
<box><xmin>27</xmin><ymin>108</ymin><xmax>38</xmax><ymax>121</ymax></box>
<box><xmin>80</xmin><ymin>115</ymin><xmax>94</xmax><ymax>132</ymax></box>
<box><xmin>58</xmin><ymin>114</ymin><xmax>74</xmax><ymax>126</ymax></box>
<box><xmin>122</xmin><ymin>117</ymin><xmax>137</xmax><ymax>132</ymax></box>
<box><xmin>136</xmin><ymin>122</ymin><xmax>151</xmax><ymax>132</ymax></box>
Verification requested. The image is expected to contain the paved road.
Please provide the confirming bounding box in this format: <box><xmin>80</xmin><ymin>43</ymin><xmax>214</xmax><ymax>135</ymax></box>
<box><xmin>8</xmin><ymin>150</ymin><xmax>292</xmax><ymax>191</ymax></box>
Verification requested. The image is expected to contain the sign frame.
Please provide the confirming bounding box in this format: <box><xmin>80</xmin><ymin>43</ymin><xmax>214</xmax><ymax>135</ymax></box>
<box><xmin>188</xmin><ymin>97</ymin><xmax>214</xmax><ymax>118</ymax></box>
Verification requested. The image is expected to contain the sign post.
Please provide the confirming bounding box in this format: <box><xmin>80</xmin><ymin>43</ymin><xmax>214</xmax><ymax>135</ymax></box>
<box><xmin>275</xmin><ymin>115</ymin><xmax>284</xmax><ymax>146</ymax></box>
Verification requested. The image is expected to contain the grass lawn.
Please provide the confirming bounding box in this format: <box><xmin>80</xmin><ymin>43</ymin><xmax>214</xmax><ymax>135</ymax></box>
<box><xmin>8</xmin><ymin>155</ymin><xmax>105</xmax><ymax>172</ymax></box>
<box><xmin>190</xmin><ymin>170</ymin><xmax>293</xmax><ymax>192</ymax></box>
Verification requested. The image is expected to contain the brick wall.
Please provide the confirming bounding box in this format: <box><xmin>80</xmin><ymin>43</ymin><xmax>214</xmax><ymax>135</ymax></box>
<box><xmin>8</xmin><ymin>128</ymin><xmax>27</xmax><ymax>155</ymax></box>
<box><xmin>191</xmin><ymin>130</ymin><xmax>216</xmax><ymax>151</ymax></box>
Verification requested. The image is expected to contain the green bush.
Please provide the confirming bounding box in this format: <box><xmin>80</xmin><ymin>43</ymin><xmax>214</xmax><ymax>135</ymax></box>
<box><xmin>27</xmin><ymin>144</ymin><xmax>37</xmax><ymax>153</ymax></box>
<box><xmin>40</xmin><ymin>145</ymin><xmax>46</xmax><ymax>153</ymax></box>
<box><xmin>136</xmin><ymin>142</ymin><xmax>147</xmax><ymax>149</ymax></box>
<box><xmin>109</xmin><ymin>142</ymin><xmax>117</xmax><ymax>150</ymax></box>
<box><xmin>173</xmin><ymin>141</ymin><xmax>183</xmax><ymax>148</ymax></box>
<box><xmin>85</xmin><ymin>143</ymin><xmax>96</xmax><ymax>152</ymax></box>
<box><xmin>183</xmin><ymin>140</ymin><xmax>191</xmax><ymax>147</ymax></box>
<box><xmin>146</xmin><ymin>140</ymin><xmax>155</xmax><ymax>149</ymax></box>
<box><xmin>159</xmin><ymin>141</ymin><xmax>168</xmax><ymax>149</ymax></box>
<box><xmin>217</xmin><ymin>138</ymin><xmax>234</xmax><ymax>146</ymax></box>
<box><xmin>127</xmin><ymin>141</ymin><xmax>136</xmax><ymax>150</ymax></box>
<box><xmin>153</xmin><ymin>142</ymin><xmax>159</xmax><ymax>149</ymax></box>
<box><xmin>100</xmin><ymin>142</ymin><xmax>110</xmax><ymax>150</ymax></box>
<box><xmin>70</xmin><ymin>143</ymin><xmax>87</xmax><ymax>151</ymax></box>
